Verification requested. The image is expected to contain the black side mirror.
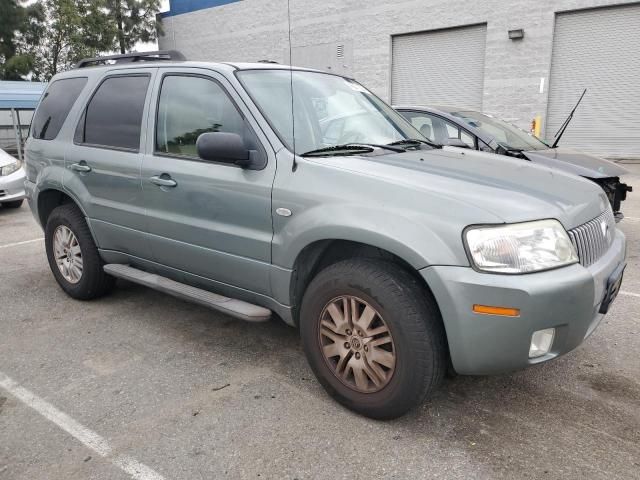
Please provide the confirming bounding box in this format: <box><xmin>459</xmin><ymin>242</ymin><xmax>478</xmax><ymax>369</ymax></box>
<box><xmin>196</xmin><ymin>132</ymin><xmax>257</xmax><ymax>168</ymax></box>
<box><xmin>444</xmin><ymin>137</ymin><xmax>471</xmax><ymax>149</ymax></box>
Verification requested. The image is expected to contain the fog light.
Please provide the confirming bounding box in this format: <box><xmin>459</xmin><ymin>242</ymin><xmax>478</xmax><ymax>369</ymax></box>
<box><xmin>529</xmin><ymin>328</ymin><xmax>555</xmax><ymax>358</ymax></box>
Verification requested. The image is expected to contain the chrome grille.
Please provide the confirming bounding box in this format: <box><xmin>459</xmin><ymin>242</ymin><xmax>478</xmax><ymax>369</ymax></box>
<box><xmin>567</xmin><ymin>209</ymin><xmax>615</xmax><ymax>267</ymax></box>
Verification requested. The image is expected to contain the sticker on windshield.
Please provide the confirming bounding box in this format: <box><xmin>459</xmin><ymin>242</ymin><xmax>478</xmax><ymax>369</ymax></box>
<box><xmin>345</xmin><ymin>80</ymin><xmax>369</xmax><ymax>93</ymax></box>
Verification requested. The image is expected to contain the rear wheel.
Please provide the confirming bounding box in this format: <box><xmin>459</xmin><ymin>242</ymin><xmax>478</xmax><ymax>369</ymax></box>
<box><xmin>1</xmin><ymin>199</ymin><xmax>23</xmax><ymax>209</ymax></box>
<box><xmin>45</xmin><ymin>203</ymin><xmax>114</xmax><ymax>299</ymax></box>
<box><xmin>300</xmin><ymin>258</ymin><xmax>446</xmax><ymax>419</ymax></box>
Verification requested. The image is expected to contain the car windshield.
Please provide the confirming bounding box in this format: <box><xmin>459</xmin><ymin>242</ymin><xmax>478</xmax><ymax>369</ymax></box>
<box><xmin>237</xmin><ymin>69</ymin><xmax>426</xmax><ymax>155</ymax></box>
<box><xmin>450</xmin><ymin>110</ymin><xmax>549</xmax><ymax>151</ymax></box>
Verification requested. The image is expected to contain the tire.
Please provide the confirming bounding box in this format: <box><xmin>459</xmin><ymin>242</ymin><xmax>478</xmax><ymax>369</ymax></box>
<box><xmin>44</xmin><ymin>203</ymin><xmax>114</xmax><ymax>300</ymax></box>
<box><xmin>2</xmin><ymin>199</ymin><xmax>23</xmax><ymax>209</ymax></box>
<box><xmin>300</xmin><ymin>258</ymin><xmax>446</xmax><ymax>419</ymax></box>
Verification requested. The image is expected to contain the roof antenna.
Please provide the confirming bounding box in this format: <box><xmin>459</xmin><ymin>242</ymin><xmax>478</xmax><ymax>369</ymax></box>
<box><xmin>287</xmin><ymin>0</ymin><xmax>298</xmax><ymax>172</ymax></box>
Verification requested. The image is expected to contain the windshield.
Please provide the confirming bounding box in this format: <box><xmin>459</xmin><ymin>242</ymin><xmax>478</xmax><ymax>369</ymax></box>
<box><xmin>237</xmin><ymin>69</ymin><xmax>425</xmax><ymax>155</ymax></box>
<box><xmin>450</xmin><ymin>110</ymin><xmax>549</xmax><ymax>151</ymax></box>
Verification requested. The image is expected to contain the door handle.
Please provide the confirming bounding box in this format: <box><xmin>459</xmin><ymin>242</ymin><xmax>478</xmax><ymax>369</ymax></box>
<box><xmin>150</xmin><ymin>175</ymin><xmax>177</xmax><ymax>188</ymax></box>
<box><xmin>70</xmin><ymin>162</ymin><xmax>91</xmax><ymax>173</ymax></box>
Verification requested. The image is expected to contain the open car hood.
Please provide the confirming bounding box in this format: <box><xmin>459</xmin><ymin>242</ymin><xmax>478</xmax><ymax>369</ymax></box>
<box><xmin>522</xmin><ymin>148</ymin><xmax>628</xmax><ymax>179</ymax></box>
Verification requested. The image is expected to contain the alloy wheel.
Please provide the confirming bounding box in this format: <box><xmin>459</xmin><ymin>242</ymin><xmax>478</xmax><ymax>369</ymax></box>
<box><xmin>53</xmin><ymin>225</ymin><xmax>83</xmax><ymax>284</ymax></box>
<box><xmin>318</xmin><ymin>295</ymin><xmax>396</xmax><ymax>393</ymax></box>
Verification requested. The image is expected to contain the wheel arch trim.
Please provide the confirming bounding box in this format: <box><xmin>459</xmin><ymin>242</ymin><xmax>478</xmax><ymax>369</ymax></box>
<box><xmin>36</xmin><ymin>187</ymin><xmax>99</xmax><ymax>248</ymax></box>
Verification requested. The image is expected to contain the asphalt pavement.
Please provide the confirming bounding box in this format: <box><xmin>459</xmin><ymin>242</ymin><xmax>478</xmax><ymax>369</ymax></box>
<box><xmin>1</xmin><ymin>165</ymin><xmax>639</xmax><ymax>479</ymax></box>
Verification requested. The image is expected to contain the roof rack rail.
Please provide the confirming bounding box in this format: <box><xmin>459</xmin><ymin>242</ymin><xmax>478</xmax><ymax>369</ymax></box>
<box><xmin>74</xmin><ymin>50</ymin><xmax>186</xmax><ymax>69</ymax></box>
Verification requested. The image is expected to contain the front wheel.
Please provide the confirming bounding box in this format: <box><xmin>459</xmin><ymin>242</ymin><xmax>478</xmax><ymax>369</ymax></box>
<box><xmin>300</xmin><ymin>258</ymin><xmax>447</xmax><ymax>419</ymax></box>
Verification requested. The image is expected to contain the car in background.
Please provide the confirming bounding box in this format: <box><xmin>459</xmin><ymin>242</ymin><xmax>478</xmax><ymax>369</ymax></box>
<box><xmin>0</xmin><ymin>148</ymin><xmax>25</xmax><ymax>209</ymax></box>
<box><xmin>395</xmin><ymin>106</ymin><xmax>632</xmax><ymax>220</ymax></box>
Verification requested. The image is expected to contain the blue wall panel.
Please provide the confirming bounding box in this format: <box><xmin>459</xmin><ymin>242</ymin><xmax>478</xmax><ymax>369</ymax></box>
<box><xmin>162</xmin><ymin>0</ymin><xmax>242</xmax><ymax>17</ymax></box>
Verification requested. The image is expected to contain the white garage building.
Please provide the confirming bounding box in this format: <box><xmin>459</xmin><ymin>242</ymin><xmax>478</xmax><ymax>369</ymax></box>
<box><xmin>159</xmin><ymin>0</ymin><xmax>640</xmax><ymax>159</ymax></box>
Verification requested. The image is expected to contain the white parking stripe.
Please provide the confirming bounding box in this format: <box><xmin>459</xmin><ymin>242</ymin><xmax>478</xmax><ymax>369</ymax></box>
<box><xmin>620</xmin><ymin>290</ymin><xmax>640</xmax><ymax>298</ymax></box>
<box><xmin>112</xmin><ymin>456</ymin><xmax>167</xmax><ymax>480</ymax></box>
<box><xmin>0</xmin><ymin>372</ymin><xmax>165</xmax><ymax>480</ymax></box>
<box><xmin>623</xmin><ymin>216</ymin><xmax>640</xmax><ymax>222</ymax></box>
<box><xmin>0</xmin><ymin>238</ymin><xmax>44</xmax><ymax>249</ymax></box>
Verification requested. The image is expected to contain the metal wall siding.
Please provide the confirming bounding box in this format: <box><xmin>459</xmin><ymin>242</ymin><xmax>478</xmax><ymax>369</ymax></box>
<box><xmin>546</xmin><ymin>4</ymin><xmax>640</xmax><ymax>158</ymax></box>
<box><xmin>159</xmin><ymin>0</ymin><xmax>640</xmax><ymax>158</ymax></box>
<box><xmin>390</xmin><ymin>24</ymin><xmax>487</xmax><ymax>109</ymax></box>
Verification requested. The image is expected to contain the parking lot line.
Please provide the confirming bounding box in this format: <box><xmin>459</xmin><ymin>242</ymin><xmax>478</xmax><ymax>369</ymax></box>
<box><xmin>0</xmin><ymin>238</ymin><xmax>44</xmax><ymax>249</ymax></box>
<box><xmin>0</xmin><ymin>371</ymin><xmax>165</xmax><ymax>480</ymax></box>
<box><xmin>620</xmin><ymin>290</ymin><xmax>640</xmax><ymax>298</ymax></box>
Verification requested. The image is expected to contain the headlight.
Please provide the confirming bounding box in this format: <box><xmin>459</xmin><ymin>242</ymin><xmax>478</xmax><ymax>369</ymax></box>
<box><xmin>465</xmin><ymin>219</ymin><xmax>578</xmax><ymax>273</ymax></box>
<box><xmin>0</xmin><ymin>160</ymin><xmax>21</xmax><ymax>176</ymax></box>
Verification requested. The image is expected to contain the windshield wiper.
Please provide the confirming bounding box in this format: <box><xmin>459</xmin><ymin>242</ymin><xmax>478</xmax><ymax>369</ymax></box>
<box><xmin>301</xmin><ymin>143</ymin><xmax>405</xmax><ymax>157</ymax></box>
<box><xmin>388</xmin><ymin>138</ymin><xmax>441</xmax><ymax>149</ymax></box>
<box><xmin>496</xmin><ymin>145</ymin><xmax>527</xmax><ymax>158</ymax></box>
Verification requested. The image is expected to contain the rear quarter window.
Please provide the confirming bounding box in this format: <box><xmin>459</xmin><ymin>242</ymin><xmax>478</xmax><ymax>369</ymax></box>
<box><xmin>31</xmin><ymin>77</ymin><xmax>88</xmax><ymax>140</ymax></box>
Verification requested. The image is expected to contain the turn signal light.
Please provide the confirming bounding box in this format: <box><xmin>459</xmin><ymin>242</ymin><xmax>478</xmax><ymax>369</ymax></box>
<box><xmin>472</xmin><ymin>304</ymin><xmax>520</xmax><ymax>317</ymax></box>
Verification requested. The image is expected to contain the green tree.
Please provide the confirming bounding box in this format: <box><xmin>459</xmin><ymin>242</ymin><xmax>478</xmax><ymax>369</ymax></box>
<box><xmin>104</xmin><ymin>0</ymin><xmax>162</xmax><ymax>54</ymax></box>
<box><xmin>0</xmin><ymin>0</ymin><xmax>44</xmax><ymax>80</ymax></box>
<box><xmin>29</xmin><ymin>0</ymin><xmax>115</xmax><ymax>80</ymax></box>
<box><xmin>6</xmin><ymin>0</ymin><xmax>163</xmax><ymax>81</ymax></box>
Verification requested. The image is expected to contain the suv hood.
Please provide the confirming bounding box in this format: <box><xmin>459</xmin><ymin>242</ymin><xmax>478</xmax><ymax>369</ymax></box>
<box><xmin>522</xmin><ymin>148</ymin><xmax>628</xmax><ymax>179</ymax></box>
<box><xmin>314</xmin><ymin>147</ymin><xmax>609</xmax><ymax>230</ymax></box>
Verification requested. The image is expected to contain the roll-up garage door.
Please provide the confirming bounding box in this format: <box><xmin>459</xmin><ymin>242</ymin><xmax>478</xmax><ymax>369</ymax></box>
<box><xmin>391</xmin><ymin>24</ymin><xmax>487</xmax><ymax>109</ymax></box>
<box><xmin>546</xmin><ymin>4</ymin><xmax>640</xmax><ymax>159</ymax></box>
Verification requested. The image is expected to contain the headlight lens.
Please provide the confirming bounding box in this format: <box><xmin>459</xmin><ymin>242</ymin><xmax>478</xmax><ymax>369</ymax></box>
<box><xmin>0</xmin><ymin>160</ymin><xmax>21</xmax><ymax>176</ymax></box>
<box><xmin>465</xmin><ymin>219</ymin><xmax>578</xmax><ymax>273</ymax></box>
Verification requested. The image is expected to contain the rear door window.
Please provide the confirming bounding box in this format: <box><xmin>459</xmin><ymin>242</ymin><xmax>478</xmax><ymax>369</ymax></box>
<box><xmin>31</xmin><ymin>77</ymin><xmax>88</xmax><ymax>140</ymax></box>
<box><xmin>77</xmin><ymin>75</ymin><xmax>150</xmax><ymax>151</ymax></box>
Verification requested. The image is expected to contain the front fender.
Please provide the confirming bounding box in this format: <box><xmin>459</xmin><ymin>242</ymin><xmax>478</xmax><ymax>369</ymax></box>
<box><xmin>272</xmin><ymin>202</ymin><xmax>469</xmax><ymax>270</ymax></box>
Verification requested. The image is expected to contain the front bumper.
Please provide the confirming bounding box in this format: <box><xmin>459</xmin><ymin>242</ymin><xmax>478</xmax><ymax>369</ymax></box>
<box><xmin>422</xmin><ymin>228</ymin><xmax>626</xmax><ymax>375</ymax></box>
<box><xmin>0</xmin><ymin>168</ymin><xmax>26</xmax><ymax>203</ymax></box>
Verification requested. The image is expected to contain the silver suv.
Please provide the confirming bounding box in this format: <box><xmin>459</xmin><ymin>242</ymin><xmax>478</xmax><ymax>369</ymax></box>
<box><xmin>24</xmin><ymin>52</ymin><xmax>627</xmax><ymax>419</ymax></box>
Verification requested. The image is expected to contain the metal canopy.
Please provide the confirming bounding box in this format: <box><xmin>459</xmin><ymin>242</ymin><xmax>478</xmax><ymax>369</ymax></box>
<box><xmin>0</xmin><ymin>81</ymin><xmax>45</xmax><ymax>161</ymax></box>
<box><xmin>0</xmin><ymin>81</ymin><xmax>46</xmax><ymax>110</ymax></box>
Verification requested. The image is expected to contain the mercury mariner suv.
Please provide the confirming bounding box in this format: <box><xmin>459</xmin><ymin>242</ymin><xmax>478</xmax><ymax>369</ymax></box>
<box><xmin>24</xmin><ymin>51</ymin><xmax>627</xmax><ymax>419</ymax></box>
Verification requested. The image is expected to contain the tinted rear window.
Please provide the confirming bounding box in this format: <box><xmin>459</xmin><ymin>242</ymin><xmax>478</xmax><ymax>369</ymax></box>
<box><xmin>79</xmin><ymin>75</ymin><xmax>150</xmax><ymax>150</ymax></box>
<box><xmin>31</xmin><ymin>77</ymin><xmax>88</xmax><ymax>140</ymax></box>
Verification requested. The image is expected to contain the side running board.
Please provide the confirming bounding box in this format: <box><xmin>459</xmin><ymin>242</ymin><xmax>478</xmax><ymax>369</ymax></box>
<box><xmin>103</xmin><ymin>264</ymin><xmax>272</xmax><ymax>322</ymax></box>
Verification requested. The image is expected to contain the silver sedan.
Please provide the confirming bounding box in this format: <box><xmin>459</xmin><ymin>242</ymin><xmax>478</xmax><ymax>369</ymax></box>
<box><xmin>0</xmin><ymin>148</ymin><xmax>25</xmax><ymax>209</ymax></box>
